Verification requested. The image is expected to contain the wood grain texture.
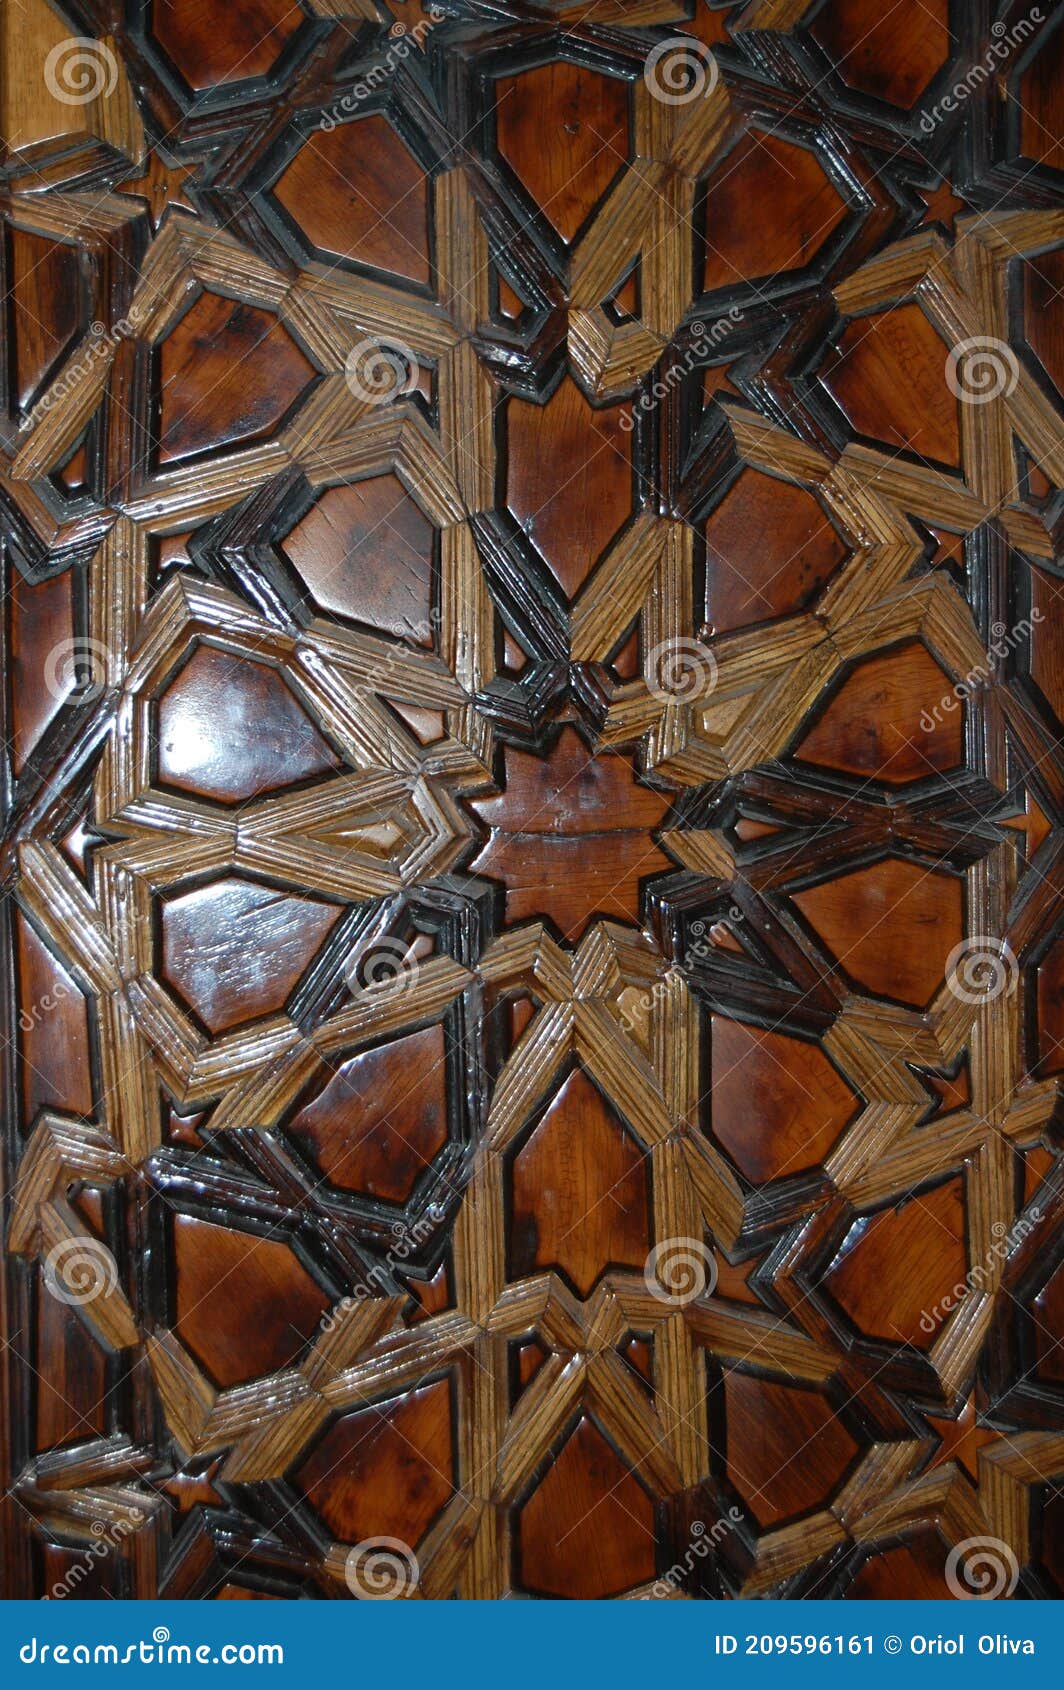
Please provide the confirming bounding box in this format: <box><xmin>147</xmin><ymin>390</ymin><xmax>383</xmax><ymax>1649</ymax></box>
<box><xmin>2</xmin><ymin>0</ymin><xmax>1063</xmax><ymax>1605</ymax></box>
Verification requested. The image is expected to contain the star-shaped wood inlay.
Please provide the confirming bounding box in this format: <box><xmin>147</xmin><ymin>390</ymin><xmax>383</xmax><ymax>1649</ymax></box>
<box><xmin>117</xmin><ymin>152</ymin><xmax>200</xmax><ymax>231</ymax></box>
<box><xmin>154</xmin><ymin>1456</ymin><xmax>227</xmax><ymax>1514</ymax></box>
<box><xmin>918</xmin><ymin>177</ymin><xmax>967</xmax><ymax>232</ymax></box>
<box><xmin>469</xmin><ymin>729</ymin><xmax>672</xmax><ymax>941</ymax></box>
<box><xmin>925</xmin><ymin>1393</ymin><xmax>1001</xmax><ymax>1480</ymax></box>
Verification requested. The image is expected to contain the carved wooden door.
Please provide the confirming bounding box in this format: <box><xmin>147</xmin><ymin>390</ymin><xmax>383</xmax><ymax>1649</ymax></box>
<box><xmin>3</xmin><ymin>0</ymin><xmax>1063</xmax><ymax>1604</ymax></box>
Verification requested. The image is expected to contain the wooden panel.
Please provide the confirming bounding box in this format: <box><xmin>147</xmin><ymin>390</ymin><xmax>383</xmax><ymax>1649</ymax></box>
<box><xmin>273</xmin><ymin>116</ymin><xmax>432</xmax><ymax>284</ymax></box>
<box><xmin>3</xmin><ymin>0</ymin><xmax>1063</xmax><ymax>1606</ymax></box>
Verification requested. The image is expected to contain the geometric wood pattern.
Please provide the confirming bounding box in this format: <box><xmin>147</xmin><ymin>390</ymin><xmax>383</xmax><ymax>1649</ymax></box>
<box><xmin>3</xmin><ymin>0</ymin><xmax>1063</xmax><ymax>1603</ymax></box>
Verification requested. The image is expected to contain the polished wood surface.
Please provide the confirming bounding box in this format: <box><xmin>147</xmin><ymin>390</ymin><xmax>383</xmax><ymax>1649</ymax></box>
<box><xmin>2</xmin><ymin>0</ymin><xmax>1063</xmax><ymax>1604</ymax></box>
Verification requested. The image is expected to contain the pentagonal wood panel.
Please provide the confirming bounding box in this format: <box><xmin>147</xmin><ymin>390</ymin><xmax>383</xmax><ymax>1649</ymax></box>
<box><xmin>2</xmin><ymin>0</ymin><xmax>1063</xmax><ymax>1606</ymax></box>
